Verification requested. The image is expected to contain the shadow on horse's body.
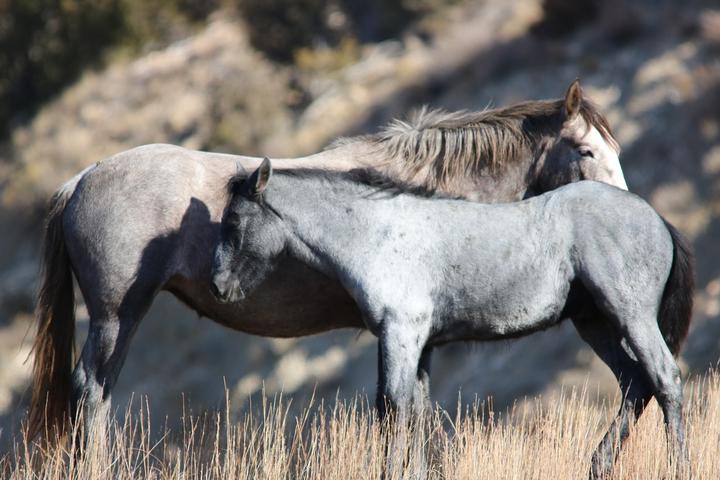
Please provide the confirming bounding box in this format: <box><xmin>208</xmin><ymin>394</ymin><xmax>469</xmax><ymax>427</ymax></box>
<box><xmin>153</xmin><ymin>199</ymin><xmax>363</xmax><ymax>336</ymax></box>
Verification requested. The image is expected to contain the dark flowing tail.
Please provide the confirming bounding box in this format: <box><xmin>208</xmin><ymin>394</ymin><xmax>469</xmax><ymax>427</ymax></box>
<box><xmin>28</xmin><ymin>187</ymin><xmax>76</xmax><ymax>440</ymax></box>
<box><xmin>658</xmin><ymin>219</ymin><xmax>695</xmax><ymax>357</ymax></box>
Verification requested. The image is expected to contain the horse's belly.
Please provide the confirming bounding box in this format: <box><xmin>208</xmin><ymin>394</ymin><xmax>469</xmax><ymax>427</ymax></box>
<box><xmin>431</xmin><ymin>270</ymin><xmax>572</xmax><ymax>344</ymax></box>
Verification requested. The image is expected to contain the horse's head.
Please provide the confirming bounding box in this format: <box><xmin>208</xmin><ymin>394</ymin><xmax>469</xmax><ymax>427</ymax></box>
<box><xmin>211</xmin><ymin>158</ymin><xmax>286</xmax><ymax>303</ymax></box>
<box><xmin>537</xmin><ymin>80</ymin><xmax>627</xmax><ymax>192</ymax></box>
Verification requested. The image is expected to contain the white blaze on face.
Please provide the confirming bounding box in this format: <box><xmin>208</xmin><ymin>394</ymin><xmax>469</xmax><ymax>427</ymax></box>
<box><xmin>580</xmin><ymin>124</ymin><xmax>628</xmax><ymax>191</ymax></box>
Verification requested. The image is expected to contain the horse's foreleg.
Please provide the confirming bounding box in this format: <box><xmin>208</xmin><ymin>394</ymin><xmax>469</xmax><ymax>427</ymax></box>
<box><xmin>377</xmin><ymin>320</ymin><xmax>430</xmax><ymax>420</ymax></box>
<box><xmin>415</xmin><ymin>346</ymin><xmax>433</xmax><ymax>414</ymax></box>
<box><xmin>376</xmin><ymin>316</ymin><xmax>431</xmax><ymax>479</ymax></box>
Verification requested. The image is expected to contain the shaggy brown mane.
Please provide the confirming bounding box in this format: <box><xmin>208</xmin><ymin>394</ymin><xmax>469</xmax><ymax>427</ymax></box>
<box><xmin>333</xmin><ymin>97</ymin><xmax>619</xmax><ymax>193</ymax></box>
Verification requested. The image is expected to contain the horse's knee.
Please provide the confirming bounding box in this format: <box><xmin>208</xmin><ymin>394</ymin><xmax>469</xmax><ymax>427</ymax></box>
<box><xmin>379</xmin><ymin>372</ymin><xmax>413</xmax><ymax>415</ymax></box>
<box><xmin>666</xmin><ymin>362</ymin><xmax>682</xmax><ymax>391</ymax></box>
<box><xmin>381</xmin><ymin>344</ymin><xmax>426</xmax><ymax>409</ymax></box>
<box><xmin>651</xmin><ymin>359</ymin><xmax>682</xmax><ymax>407</ymax></box>
<box><xmin>375</xmin><ymin>310</ymin><xmax>432</xmax><ymax>419</ymax></box>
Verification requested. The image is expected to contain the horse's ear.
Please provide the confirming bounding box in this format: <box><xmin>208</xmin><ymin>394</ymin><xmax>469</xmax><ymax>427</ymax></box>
<box><xmin>247</xmin><ymin>157</ymin><xmax>272</xmax><ymax>197</ymax></box>
<box><xmin>564</xmin><ymin>79</ymin><xmax>582</xmax><ymax>120</ymax></box>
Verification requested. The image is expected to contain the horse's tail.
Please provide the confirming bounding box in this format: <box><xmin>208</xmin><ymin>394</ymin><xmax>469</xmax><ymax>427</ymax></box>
<box><xmin>658</xmin><ymin>219</ymin><xmax>695</xmax><ymax>357</ymax></box>
<box><xmin>27</xmin><ymin>169</ymin><xmax>89</xmax><ymax>440</ymax></box>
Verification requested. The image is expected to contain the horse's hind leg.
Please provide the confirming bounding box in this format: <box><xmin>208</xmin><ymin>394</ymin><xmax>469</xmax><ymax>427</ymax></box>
<box><xmin>573</xmin><ymin>316</ymin><xmax>653</xmax><ymax>479</ymax></box>
<box><xmin>620</xmin><ymin>315</ymin><xmax>686</xmax><ymax>465</ymax></box>
<box><xmin>70</xmin><ymin>313</ymin><xmax>139</xmax><ymax>447</ymax></box>
<box><xmin>70</xmin><ymin>284</ymin><xmax>155</xmax><ymax>447</ymax></box>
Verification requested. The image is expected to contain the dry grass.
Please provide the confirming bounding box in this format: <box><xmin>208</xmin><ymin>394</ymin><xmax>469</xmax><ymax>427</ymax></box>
<box><xmin>3</xmin><ymin>370</ymin><xmax>720</xmax><ymax>479</ymax></box>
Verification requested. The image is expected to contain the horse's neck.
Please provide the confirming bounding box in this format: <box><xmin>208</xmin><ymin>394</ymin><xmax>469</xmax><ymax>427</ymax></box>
<box><xmin>271</xmin><ymin>176</ymin><xmax>461</xmax><ymax>278</ymax></box>
<box><xmin>270</xmin><ymin>176</ymin><xmax>389</xmax><ymax>275</ymax></box>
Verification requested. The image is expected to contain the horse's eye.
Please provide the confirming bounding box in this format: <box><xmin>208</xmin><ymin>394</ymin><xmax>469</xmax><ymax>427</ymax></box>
<box><xmin>578</xmin><ymin>147</ymin><xmax>595</xmax><ymax>159</ymax></box>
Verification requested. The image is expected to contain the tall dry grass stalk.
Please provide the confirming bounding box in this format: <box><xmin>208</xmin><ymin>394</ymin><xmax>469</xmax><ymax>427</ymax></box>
<box><xmin>3</xmin><ymin>370</ymin><xmax>720</xmax><ymax>479</ymax></box>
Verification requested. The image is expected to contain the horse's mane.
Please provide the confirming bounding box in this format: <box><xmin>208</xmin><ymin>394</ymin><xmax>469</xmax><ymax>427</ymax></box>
<box><xmin>332</xmin><ymin>98</ymin><xmax>619</xmax><ymax>193</ymax></box>
<box><xmin>228</xmin><ymin>167</ymin><xmax>461</xmax><ymax>201</ymax></box>
<box><xmin>228</xmin><ymin>98</ymin><xmax>619</xmax><ymax>199</ymax></box>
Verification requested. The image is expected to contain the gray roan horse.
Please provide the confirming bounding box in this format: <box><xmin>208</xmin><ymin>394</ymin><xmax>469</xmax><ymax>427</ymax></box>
<box><xmin>213</xmin><ymin>161</ymin><xmax>693</xmax><ymax>477</ymax></box>
<box><xmin>29</xmin><ymin>82</ymin><xmax>625</xmax><ymax>445</ymax></box>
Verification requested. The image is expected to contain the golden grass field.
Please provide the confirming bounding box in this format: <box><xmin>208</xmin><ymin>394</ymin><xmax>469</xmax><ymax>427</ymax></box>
<box><xmin>3</xmin><ymin>369</ymin><xmax>719</xmax><ymax>479</ymax></box>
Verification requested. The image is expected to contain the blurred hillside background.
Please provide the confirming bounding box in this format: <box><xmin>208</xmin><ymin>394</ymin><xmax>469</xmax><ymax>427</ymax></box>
<box><xmin>1</xmin><ymin>0</ymin><xmax>720</xmax><ymax>443</ymax></box>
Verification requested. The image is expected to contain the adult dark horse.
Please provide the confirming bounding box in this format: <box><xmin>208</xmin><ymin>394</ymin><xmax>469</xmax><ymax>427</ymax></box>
<box><xmin>213</xmin><ymin>161</ymin><xmax>693</xmax><ymax>478</ymax></box>
<box><xmin>29</xmin><ymin>82</ymin><xmax>625</xmax><ymax>444</ymax></box>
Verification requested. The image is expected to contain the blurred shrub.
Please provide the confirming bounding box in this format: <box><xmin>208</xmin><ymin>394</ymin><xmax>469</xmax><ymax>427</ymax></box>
<box><xmin>0</xmin><ymin>0</ymin><xmax>125</xmax><ymax>135</ymax></box>
<box><xmin>294</xmin><ymin>37</ymin><xmax>360</xmax><ymax>73</ymax></box>
<box><xmin>236</xmin><ymin>0</ymin><xmax>445</xmax><ymax>63</ymax></box>
<box><xmin>340</xmin><ymin>0</ymin><xmax>449</xmax><ymax>42</ymax></box>
<box><xmin>0</xmin><ymin>0</ymin><xmax>218</xmax><ymax>138</ymax></box>
<box><xmin>120</xmin><ymin>0</ymin><xmax>218</xmax><ymax>51</ymax></box>
<box><xmin>531</xmin><ymin>0</ymin><xmax>600</xmax><ymax>37</ymax></box>
<box><xmin>176</xmin><ymin>0</ymin><xmax>219</xmax><ymax>21</ymax></box>
<box><xmin>236</xmin><ymin>0</ymin><xmax>331</xmax><ymax>62</ymax></box>
<box><xmin>0</xmin><ymin>0</ymin><xmax>445</xmax><ymax>136</ymax></box>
